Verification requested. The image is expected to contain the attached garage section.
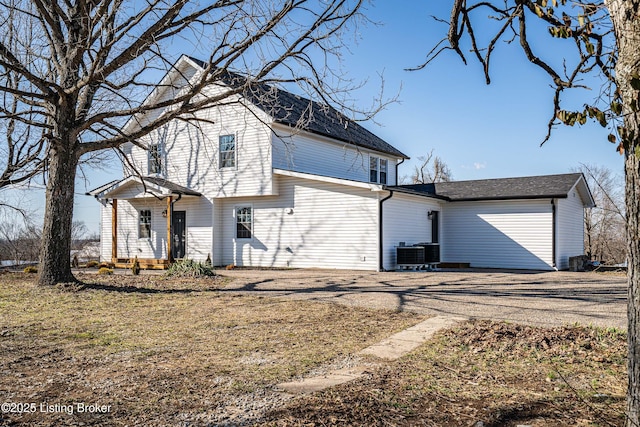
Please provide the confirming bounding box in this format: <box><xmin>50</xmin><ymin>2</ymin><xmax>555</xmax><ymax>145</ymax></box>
<box><xmin>442</xmin><ymin>200</ymin><xmax>554</xmax><ymax>270</ymax></box>
<box><xmin>381</xmin><ymin>192</ymin><xmax>444</xmax><ymax>271</ymax></box>
<box><xmin>394</xmin><ymin>173</ymin><xmax>595</xmax><ymax>271</ymax></box>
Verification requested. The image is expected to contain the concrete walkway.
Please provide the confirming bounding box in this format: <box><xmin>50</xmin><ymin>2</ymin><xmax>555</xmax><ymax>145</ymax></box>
<box><xmin>277</xmin><ymin>316</ymin><xmax>466</xmax><ymax>394</ymax></box>
<box><xmin>221</xmin><ymin>269</ymin><xmax>627</xmax><ymax>329</ymax></box>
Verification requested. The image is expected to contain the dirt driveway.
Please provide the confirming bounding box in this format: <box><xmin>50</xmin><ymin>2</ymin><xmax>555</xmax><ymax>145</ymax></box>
<box><xmin>220</xmin><ymin>269</ymin><xmax>627</xmax><ymax>330</ymax></box>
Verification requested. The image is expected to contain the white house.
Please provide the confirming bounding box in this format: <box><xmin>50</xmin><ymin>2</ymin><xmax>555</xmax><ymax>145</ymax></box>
<box><xmin>88</xmin><ymin>55</ymin><xmax>595</xmax><ymax>271</ymax></box>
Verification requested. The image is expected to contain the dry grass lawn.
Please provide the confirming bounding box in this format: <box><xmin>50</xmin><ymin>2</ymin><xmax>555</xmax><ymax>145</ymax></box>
<box><xmin>0</xmin><ymin>271</ymin><xmax>628</xmax><ymax>426</ymax></box>
<box><xmin>0</xmin><ymin>272</ymin><xmax>420</xmax><ymax>426</ymax></box>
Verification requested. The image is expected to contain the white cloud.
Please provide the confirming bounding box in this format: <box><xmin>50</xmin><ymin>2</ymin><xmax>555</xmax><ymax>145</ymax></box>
<box><xmin>474</xmin><ymin>162</ymin><xmax>487</xmax><ymax>170</ymax></box>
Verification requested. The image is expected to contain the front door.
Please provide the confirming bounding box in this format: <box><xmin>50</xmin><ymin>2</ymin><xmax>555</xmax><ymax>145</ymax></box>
<box><xmin>172</xmin><ymin>211</ymin><xmax>186</xmax><ymax>259</ymax></box>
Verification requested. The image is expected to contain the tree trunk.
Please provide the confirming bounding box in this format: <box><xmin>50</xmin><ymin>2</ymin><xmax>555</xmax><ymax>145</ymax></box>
<box><xmin>36</xmin><ymin>143</ymin><xmax>79</xmax><ymax>286</ymax></box>
<box><xmin>606</xmin><ymin>0</ymin><xmax>640</xmax><ymax>424</ymax></box>
<box><xmin>627</xmin><ymin>151</ymin><xmax>640</xmax><ymax>425</ymax></box>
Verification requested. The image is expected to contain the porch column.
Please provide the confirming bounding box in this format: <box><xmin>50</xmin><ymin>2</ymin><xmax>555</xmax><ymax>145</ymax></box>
<box><xmin>166</xmin><ymin>196</ymin><xmax>172</xmax><ymax>262</ymax></box>
<box><xmin>111</xmin><ymin>199</ymin><xmax>118</xmax><ymax>263</ymax></box>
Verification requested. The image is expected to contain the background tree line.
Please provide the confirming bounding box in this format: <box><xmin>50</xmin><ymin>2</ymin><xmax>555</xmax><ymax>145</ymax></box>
<box><xmin>0</xmin><ymin>209</ymin><xmax>97</xmax><ymax>264</ymax></box>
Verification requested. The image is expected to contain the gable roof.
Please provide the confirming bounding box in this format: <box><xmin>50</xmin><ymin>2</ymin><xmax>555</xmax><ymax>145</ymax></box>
<box><xmin>393</xmin><ymin>173</ymin><xmax>595</xmax><ymax>206</ymax></box>
<box><xmin>87</xmin><ymin>176</ymin><xmax>202</xmax><ymax>199</ymax></box>
<box><xmin>187</xmin><ymin>56</ymin><xmax>408</xmax><ymax>159</ymax></box>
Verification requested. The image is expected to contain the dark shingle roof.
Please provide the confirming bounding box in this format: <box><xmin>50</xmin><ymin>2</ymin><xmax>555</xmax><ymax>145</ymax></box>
<box><xmin>187</xmin><ymin>56</ymin><xmax>408</xmax><ymax>159</ymax></box>
<box><xmin>394</xmin><ymin>173</ymin><xmax>585</xmax><ymax>201</ymax></box>
<box><xmin>87</xmin><ymin>176</ymin><xmax>202</xmax><ymax>198</ymax></box>
<box><xmin>143</xmin><ymin>176</ymin><xmax>202</xmax><ymax>196</ymax></box>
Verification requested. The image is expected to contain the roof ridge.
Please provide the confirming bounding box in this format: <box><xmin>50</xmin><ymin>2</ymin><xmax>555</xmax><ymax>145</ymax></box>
<box><xmin>431</xmin><ymin>172</ymin><xmax>583</xmax><ymax>186</ymax></box>
<box><xmin>185</xmin><ymin>55</ymin><xmax>408</xmax><ymax>159</ymax></box>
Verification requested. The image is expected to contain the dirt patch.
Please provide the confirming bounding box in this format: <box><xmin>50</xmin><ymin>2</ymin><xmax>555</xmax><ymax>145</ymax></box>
<box><xmin>259</xmin><ymin>320</ymin><xmax>627</xmax><ymax>426</ymax></box>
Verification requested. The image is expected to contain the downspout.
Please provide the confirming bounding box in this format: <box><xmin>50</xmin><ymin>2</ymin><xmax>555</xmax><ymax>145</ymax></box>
<box><xmin>551</xmin><ymin>199</ymin><xmax>557</xmax><ymax>270</ymax></box>
<box><xmin>379</xmin><ymin>189</ymin><xmax>394</xmax><ymax>272</ymax></box>
<box><xmin>171</xmin><ymin>193</ymin><xmax>183</xmax><ymax>210</ymax></box>
<box><xmin>395</xmin><ymin>158</ymin><xmax>405</xmax><ymax>185</ymax></box>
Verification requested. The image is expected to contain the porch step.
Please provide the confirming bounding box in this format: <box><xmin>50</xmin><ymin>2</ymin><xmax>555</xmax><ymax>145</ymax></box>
<box><xmin>113</xmin><ymin>258</ymin><xmax>170</xmax><ymax>270</ymax></box>
<box><xmin>437</xmin><ymin>262</ymin><xmax>471</xmax><ymax>269</ymax></box>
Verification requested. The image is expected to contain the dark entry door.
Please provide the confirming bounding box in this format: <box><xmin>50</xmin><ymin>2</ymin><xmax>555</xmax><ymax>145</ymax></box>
<box><xmin>172</xmin><ymin>211</ymin><xmax>186</xmax><ymax>259</ymax></box>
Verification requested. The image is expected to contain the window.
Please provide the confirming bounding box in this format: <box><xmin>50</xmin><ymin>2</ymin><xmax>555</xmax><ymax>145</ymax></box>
<box><xmin>379</xmin><ymin>159</ymin><xmax>388</xmax><ymax>184</ymax></box>
<box><xmin>219</xmin><ymin>134</ymin><xmax>236</xmax><ymax>168</ymax></box>
<box><xmin>148</xmin><ymin>143</ymin><xmax>162</xmax><ymax>174</ymax></box>
<box><xmin>370</xmin><ymin>156</ymin><xmax>388</xmax><ymax>184</ymax></box>
<box><xmin>139</xmin><ymin>209</ymin><xmax>151</xmax><ymax>239</ymax></box>
<box><xmin>369</xmin><ymin>156</ymin><xmax>378</xmax><ymax>183</ymax></box>
<box><xmin>236</xmin><ymin>206</ymin><xmax>252</xmax><ymax>239</ymax></box>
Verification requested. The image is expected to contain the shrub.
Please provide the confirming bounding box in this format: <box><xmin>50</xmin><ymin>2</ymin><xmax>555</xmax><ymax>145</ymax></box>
<box><xmin>85</xmin><ymin>260</ymin><xmax>100</xmax><ymax>268</ymax></box>
<box><xmin>23</xmin><ymin>266</ymin><xmax>37</xmax><ymax>274</ymax></box>
<box><xmin>131</xmin><ymin>257</ymin><xmax>140</xmax><ymax>276</ymax></box>
<box><xmin>166</xmin><ymin>259</ymin><xmax>216</xmax><ymax>278</ymax></box>
<box><xmin>98</xmin><ymin>267</ymin><xmax>113</xmax><ymax>275</ymax></box>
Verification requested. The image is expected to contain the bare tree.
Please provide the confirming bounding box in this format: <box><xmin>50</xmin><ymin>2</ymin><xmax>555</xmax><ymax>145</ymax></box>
<box><xmin>574</xmin><ymin>163</ymin><xmax>625</xmax><ymax>264</ymax></box>
<box><xmin>0</xmin><ymin>209</ymin><xmax>40</xmax><ymax>263</ymax></box>
<box><xmin>419</xmin><ymin>0</ymin><xmax>640</xmax><ymax>423</ymax></box>
<box><xmin>410</xmin><ymin>149</ymin><xmax>452</xmax><ymax>184</ymax></box>
<box><xmin>0</xmin><ymin>0</ymin><xmax>382</xmax><ymax>285</ymax></box>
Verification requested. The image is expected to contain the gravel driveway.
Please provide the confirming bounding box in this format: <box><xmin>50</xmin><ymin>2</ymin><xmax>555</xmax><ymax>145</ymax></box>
<box><xmin>220</xmin><ymin>269</ymin><xmax>627</xmax><ymax>330</ymax></box>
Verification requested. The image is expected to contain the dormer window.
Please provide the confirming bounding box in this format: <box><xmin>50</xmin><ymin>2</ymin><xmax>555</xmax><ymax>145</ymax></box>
<box><xmin>148</xmin><ymin>143</ymin><xmax>163</xmax><ymax>175</ymax></box>
<box><xmin>369</xmin><ymin>156</ymin><xmax>388</xmax><ymax>184</ymax></box>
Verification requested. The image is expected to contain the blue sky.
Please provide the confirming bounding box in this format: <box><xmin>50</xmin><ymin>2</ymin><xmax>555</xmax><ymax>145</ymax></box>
<box><xmin>23</xmin><ymin>1</ymin><xmax>625</xmax><ymax>234</ymax></box>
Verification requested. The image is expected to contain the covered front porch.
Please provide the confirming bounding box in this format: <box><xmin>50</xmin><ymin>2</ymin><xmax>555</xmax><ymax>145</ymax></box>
<box><xmin>88</xmin><ymin>176</ymin><xmax>202</xmax><ymax>269</ymax></box>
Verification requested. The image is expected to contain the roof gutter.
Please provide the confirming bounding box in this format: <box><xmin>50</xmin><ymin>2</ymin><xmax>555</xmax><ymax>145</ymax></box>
<box><xmin>379</xmin><ymin>189</ymin><xmax>394</xmax><ymax>272</ymax></box>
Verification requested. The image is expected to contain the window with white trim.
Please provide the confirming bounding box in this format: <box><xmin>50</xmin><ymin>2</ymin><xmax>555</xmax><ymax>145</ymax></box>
<box><xmin>369</xmin><ymin>156</ymin><xmax>378</xmax><ymax>183</ymax></box>
<box><xmin>379</xmin><ymin>158</ymin><xmax>388</xmax><ymax>184</ymax></box>
<box><xmin>139</xmin><ymin>209</ymin><xmax>151</xmax><ymax>239</ymax></box>
<box><xmin>236</xmin><ymin>206</ymin><xmax>252</xmax><ymax>239</ymax></box>
<box><xmin>148</xmin><ymin>143</ymin><xmax>163</xmax><ymax>174</ymax></box>
<box><xmin>219</xmin><ymin>134</ymin><xmax>236</xmax><ymax>168</ymax></box>
<box><xmin>370</xmin><ymin>156</ymin><xmax>388</xmax><ymax>184</ymax></box>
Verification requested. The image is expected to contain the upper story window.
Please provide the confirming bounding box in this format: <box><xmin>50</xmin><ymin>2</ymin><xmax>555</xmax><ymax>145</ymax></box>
<box><xmin>379</xmin><ymin>159</ymin><xmax>388</xmax><ymax>184</ymax></box>
<box><xmin>370</xmin><ymin>156</ymin><xmax>388</xmax><ymax>184</ymax></box>
<box><xmin>139</xmin><ymin>209</ymin><xmax>151</xmax><ymax>239</ymax></box>
<box><xmin>148</xmin><ymin>143</ymin><xmax>163</xmax><ymax>175</ymax></box>
<box><xmin>370</xmin><ymin>156</ymin><xmax>378</xmax><ymax>183</ymax></box>
<box><xmin>219</xmin><ymin>134</ymin><xmax>236</xmax><ymax>169</ymax></box>
<box><xmin>236</xmin><ymin>206</ymin><xmax>252</xmax><ymax>239</ymax></box>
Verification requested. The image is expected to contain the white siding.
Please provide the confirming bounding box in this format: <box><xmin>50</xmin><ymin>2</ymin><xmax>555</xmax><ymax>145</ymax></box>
<box><xmin>115</xmin><ymin>198</ymin><xmax>167</xmax><ymax>260</ymax></box>
<box><xmin>211</xmin><ymin>200</ymin><xmax>223</xmax><ymax>266</ymax></box>
<box><xmin>172</xmin><ymin>197</ymin><xmax>214</xmax><ymax>261</ymax></box>
<box><xmin>218</xmin><ymin>175</ymin><xmax>379</xmax><ymax>270</ymax></box>
<box><xmin>382</xmin><ymin>193</ymin><xmax>443</xmax><ymax>270</ymax></box>
<box><xmin>127</xmin><ymin>61</ymin><xmax>198</xmax><ymax>131</ymax></box>
<box><xmin>99</xmin><ymin>184</ymin><xmax>213</xmax><ymax>261</ymax></box>
<box><xmin>556</xmin><ymin>187</ymin><xmax>586</xmax><ymax>269</ymax></box>
<box><xmin>124</xmin><ymin>84</ymin><xmax>276</xmax><ymax>199</ymax></box>
<box><xmin>442</xmin><ymin>200</ymin><xmax>554</xmax><ymax>270</ymax></box>
<box><xmin>99</xmin><ymin>202</ymin><xmax>111</xmax><ymax>261</ymax></box>
<box><xmin>272</xmin><ymin>127</ymin><xmax>398</xmax><ymax>185</ymax></box>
